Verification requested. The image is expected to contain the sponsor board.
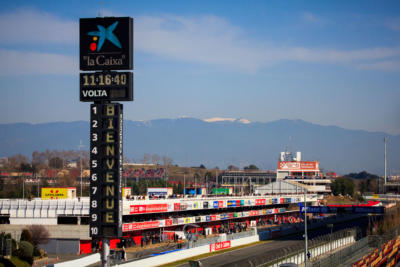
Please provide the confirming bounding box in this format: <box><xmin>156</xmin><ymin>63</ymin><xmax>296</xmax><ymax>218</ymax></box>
<box><xmin>278</xmin><ymin>161</ymin><xmax>319</xmax><ymax>170</ymax></box>
<box><xmin>210</xmin><ymin>241</ymin><xmax>231</xmax><ymax>252</ymax></box>
<box><xmin>41</xmin><ymin>188</ymin><xmax>68</xmax><ymax>199</ymax></box>
<box><xmin>130</xmin><ymin>204</ymin><xmax>168</xmax><ymax>214</ymax></box>
<box><xmin>122</xmin><ymin>221</ymin><xmax>160</xmax><ymax>231</ymax></box>
<box><xmin>255</xmin><ymin>199</ymin><xmax>266</xmax><ymax>205</ymax></box>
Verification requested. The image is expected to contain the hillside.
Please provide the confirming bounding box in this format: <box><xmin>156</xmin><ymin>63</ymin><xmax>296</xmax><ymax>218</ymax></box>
<box><xmin>0</xmin><ymin>118</ymin><xmax>398</xmax><ymax>175</ymax></box>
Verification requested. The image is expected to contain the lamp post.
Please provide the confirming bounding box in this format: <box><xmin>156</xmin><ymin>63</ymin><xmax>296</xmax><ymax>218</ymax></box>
<box><xmin>304</xmin><ymin>188</ymin><xmax>308</xmax><ymax>267</ymax></box>
<box><xmin>327</xmin><ymin>224</ymin><xmax>333</xmax><ymax>253</ymax></box>
<box><xmin>78</xmin><ymin>140</ymin><xmax>84</xmax><ymax>198</ymax></box>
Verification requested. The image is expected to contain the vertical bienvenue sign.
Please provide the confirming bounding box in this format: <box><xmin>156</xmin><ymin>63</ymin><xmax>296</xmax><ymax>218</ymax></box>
<box><xmin>80</xmin><ymin>17</ymin><xmax>133</xmax><ymax>238</ymax></box>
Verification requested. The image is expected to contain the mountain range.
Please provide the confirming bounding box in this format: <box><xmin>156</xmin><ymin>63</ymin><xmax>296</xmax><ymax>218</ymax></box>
<box><xmin>0</xmin><ymin>118</ymin><xmax>398</xmax><ymax>175</ymax></box>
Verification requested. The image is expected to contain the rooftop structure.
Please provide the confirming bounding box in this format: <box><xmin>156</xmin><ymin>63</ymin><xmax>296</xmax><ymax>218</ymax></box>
<box><xmin>277</xmin><ymin>150</ymin><xmax>331</xmax><ymax>195</ymax></box>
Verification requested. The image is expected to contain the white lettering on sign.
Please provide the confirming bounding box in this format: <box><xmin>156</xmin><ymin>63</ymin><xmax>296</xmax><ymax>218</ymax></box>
<box><xmin>82</xmin><ymin>90</ymin><xmax>107</xmax><ymax>97</ymax></box>
<box><xmin>83</xmin><ymin>55</ymin><xmax>126</xmax><ymax>66</ymax></box>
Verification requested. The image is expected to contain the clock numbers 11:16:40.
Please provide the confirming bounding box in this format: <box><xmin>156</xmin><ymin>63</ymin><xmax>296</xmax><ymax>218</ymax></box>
<box><xmin>82</xmin><ymin>74</ymin><xmax>127</xmax><ymax>86</ymax></box>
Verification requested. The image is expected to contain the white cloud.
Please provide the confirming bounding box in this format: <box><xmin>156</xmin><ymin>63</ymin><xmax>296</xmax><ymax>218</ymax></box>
<box><xmin>0</xmin><ymin>49</ymin><xmax>77</xmax><ymax>75</ymax></box>
<box><xmin>1</xmin><ymin>9</ymin><xmax>400</xmax><ymax>74</ymax></box>
<box><xmin>0</xmin><ymin>8</ymin><xmax>77</xmax><ymax>44</ymax></box>
<box><xmin>135</xmin><ymin>14</ymin><xmax>400</xmax><ymax>71</ymax></box>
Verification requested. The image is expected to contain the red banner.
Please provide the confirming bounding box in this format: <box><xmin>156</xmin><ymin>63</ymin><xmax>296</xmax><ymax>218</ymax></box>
<box><xmin>174</xmin><ymin>203</ymin><xmax>181</xmax><ymax>211</ymax></box>
<box><xmin>211</xmin><ymin>215</ymin><xmax>216</xmax><ymax>221</ymax></box>
<box><xmin>249</xmin><ymin>210</ymin><xmax>259</xmax><ymax>216</ymax></box>
<box><xmin>130</xmin><ymin>204</ymin><xmax>168</xmax><ymax>214</ymax></box>
<box><xmin>165</xmin><ymin>219</ymin><xmax>173</xmax><ymax>226</ymax></box>
<box><xmin>256</xmin><ymin>199</ymin><xmax>266</xmax><ymax>205</ymax></box>
<box><xmin>278</xmin><ymin>161</ymin><xmax>318</xmax><ymax>170</ymax></box>
<box><xmin>210</xmin><ymin>241</ymin><xmax>231</xmax><ymax>252</ymax></box>
<box><xmin>122</xmin><ymin>221</ymin><xmax>160</xmax><ymax>231</ymax></box>
<box><xmin>218</xmin><ymin>201</ymin><xmax>224</xmax><ymax>208</ymax></box>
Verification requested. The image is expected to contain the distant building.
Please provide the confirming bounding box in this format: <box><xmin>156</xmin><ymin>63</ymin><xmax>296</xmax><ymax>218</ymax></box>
<box><xmin>217</xmin><ymin>170</ymin><xmax>276</xmax><ymax>194</ymax></box>
<box><xmin>277</xmin><ymin>150</ymin><xmax>331</xmax><ymax>195</ymax></box>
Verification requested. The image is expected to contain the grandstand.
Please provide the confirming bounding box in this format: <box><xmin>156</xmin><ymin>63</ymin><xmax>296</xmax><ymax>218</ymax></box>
<box><xmin>217</xmin><ymin>170</ymin><xmax>276</xmax><ymax>194</ymax></box>
<box><xmin>0</xmin><ymin>185</ymin><xmax>316</xmax><ymax>254</ymax></box>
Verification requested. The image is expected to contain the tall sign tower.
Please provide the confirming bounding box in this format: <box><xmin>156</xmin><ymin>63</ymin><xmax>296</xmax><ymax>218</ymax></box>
<box><xmin>79</xmin><ymin>17</ymin><xmax>133</xmax><ymax>266</ymax></box>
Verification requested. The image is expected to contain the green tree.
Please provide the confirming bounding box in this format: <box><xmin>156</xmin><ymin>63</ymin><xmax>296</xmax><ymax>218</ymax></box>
<box><xmin>244</xmin><ymin>164</ymin><xmax>258</xmax><ymax>170</ymax></box>
<box><xmin>177</xmin><ymin>181</ymin><xmax>183</xmax><ymax>194</ymax></box>
<box><xmin>18</xmin><ymin>241</ymin><xmax>34</xmax><ymax>265</ymax></box>
<box><xmin>49</xmin><ymin>157</ymin><xmax>63</xmax><ymax>169</ymax></box>
<box><xmin>20</xmin><ymin>229</ymin><xmax>33</xmax><ymax>244</ymax></box>
<box><xmin>331</xmin><ymin>177</ymin><xmax>355</xmax><ymax>196</ymax></box>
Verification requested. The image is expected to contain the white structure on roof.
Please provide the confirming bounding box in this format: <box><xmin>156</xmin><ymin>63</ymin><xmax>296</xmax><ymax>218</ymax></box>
<box><xmin>276</xmin><ymin>150</ymin><xmax>331</xmax><ymax>196</ymax></box>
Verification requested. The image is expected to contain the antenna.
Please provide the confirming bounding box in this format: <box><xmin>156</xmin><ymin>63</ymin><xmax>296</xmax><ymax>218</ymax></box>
<box><xmin>78</xmin><ymin>140</ymin><xmax>85</xmax><ymax>198</ymax></box>
<box><xmin>384</xmin><ymin>137</ymin><xmax>387</xmax><ymax>192</ymax></box>
<box><xmin>98</xmin><ymin>0</ymin><xmax>103</xmax><ymax>17</ymax></box>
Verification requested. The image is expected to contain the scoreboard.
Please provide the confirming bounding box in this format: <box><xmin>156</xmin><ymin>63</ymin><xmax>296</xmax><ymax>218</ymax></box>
<box><xmin>90</xmin><ymin>104</ymin><xmax>123</xmax><ymax>237</ymax></box>
<box><xmin>80</xmin><ymin>16</ymin><xmax>133</xmax><ymax>239</ymax></box>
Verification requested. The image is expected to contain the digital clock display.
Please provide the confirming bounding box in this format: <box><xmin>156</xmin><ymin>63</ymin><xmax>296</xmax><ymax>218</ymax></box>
<box><xmin>80</xmin><ymin>72</ymin><xmax>133</xmax><ymax>102</ymax></box>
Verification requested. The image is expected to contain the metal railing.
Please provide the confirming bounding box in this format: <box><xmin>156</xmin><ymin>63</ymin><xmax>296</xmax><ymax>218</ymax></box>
<box><xmin>238</xmin><ymin>228</ymin><xmax>357</xmax><ymax>267</ymax></box>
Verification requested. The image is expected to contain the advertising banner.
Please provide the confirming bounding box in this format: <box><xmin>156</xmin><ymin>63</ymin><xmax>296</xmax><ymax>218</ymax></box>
<box><xmin>122</xmin><ymin>221</ymin><xmax>159</xmax><ymax>231</ymax></box>
<box><xmin>210</xmin><ymin>241</ymin><xmax>231</xmax><ymax>252</ymax></box>
<box><xmin>213</xmin><ymin>201</ymin><xmax>219</xmax><ymax>208</ymax></box>
<box><xmin>227</xmin><ymin>200</ymin><xmax>236</xmax><ymax>207</ymax></box>
<box><xmin>278</xmin><ymin>161</ymin><xmax>319</xmax><ymax>170</ymax></box>
<box><xmin>41</xmin><ymin>188</ymin><xmax>68</xmax><ymax>199</ymax></box>
<box><xmin>249</xmin><ymin>210</ymin><xmax>259</xmax><ymax>216</ymax></box>
<box><xmin>80</xmin><ymin>17</ymin><xmax>133</xmax><ymax>70</ymax></box>
<box><xmin>130</xmin><ymin>204</ymin><xmax>168</xmax><ymax>214</ymax></box>
<box><xmin>255</xmin><ymin>199</ymin><xmax>266</xmax><ymax>205</ymax></box>
<box><xmin>174</xmin><ymin>203</ymin><xmax>181</xmax><ymax>211</ymax></box>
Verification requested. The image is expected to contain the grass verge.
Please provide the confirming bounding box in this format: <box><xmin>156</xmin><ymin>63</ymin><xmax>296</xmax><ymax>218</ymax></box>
<box><xmin>157</xmin><ymin>240</ymin><xmax>270</xmax><ymax>267</ymax></box>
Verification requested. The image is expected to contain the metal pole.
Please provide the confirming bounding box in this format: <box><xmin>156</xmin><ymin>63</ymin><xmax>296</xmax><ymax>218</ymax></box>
<box><xmin>384</xmin><ymin>137</ymin><xmax>387</xmax><ymax>193</ymax></box>
<box><xmin>22</xmin><ymin>178</ymin><xmax>24</xmax><ymax>199</ymax></box>
<box><xmin>78</xmin><ymin>140</ymin><xmax>84</xmax><ymax>198</ymax></box>
<box><xmin>101</xmin><ymin>238</ymin><xmax>110</xmax><ymax>267</ymax></box>
<box><xmin>304</xmin><ymin>189</ymin><xmax>308</xmax><ymax>267</ymax></box>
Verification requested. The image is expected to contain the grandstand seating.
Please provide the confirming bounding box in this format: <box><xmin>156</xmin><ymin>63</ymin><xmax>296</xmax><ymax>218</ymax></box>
<box><xmin>353</xmin><ymin>234</ymin><xmax>400</xmax><ymax>267</ymax></box>
<box><xmin>123</xmin><ymin>168</ymin><xmax>166</xmax><ymax>179</ymax></box>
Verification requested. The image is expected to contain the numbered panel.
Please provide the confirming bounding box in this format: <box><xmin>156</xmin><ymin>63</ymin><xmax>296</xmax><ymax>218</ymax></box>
<box><xmin>89</xmin><ymin>103</ymin><xmax>123</xmax><ymax>238</ymax></box>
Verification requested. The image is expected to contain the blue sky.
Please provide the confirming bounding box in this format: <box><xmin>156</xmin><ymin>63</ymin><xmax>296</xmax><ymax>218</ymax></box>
<box><xmin>0</xmin><ymin>0</ymin><xmax>399</xmax><ymax>134</ymax></box>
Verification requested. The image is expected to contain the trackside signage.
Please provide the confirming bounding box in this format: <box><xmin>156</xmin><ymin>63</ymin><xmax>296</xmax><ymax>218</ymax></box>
<box><xmin>80</xmin><ymin>17</ymin><xmax>133</xmax><ymax>70</ymax></box>
<box><xmin>210</xmin><ymin>241</ymin><xmax>231</xmax><ymax>252</ymax></box>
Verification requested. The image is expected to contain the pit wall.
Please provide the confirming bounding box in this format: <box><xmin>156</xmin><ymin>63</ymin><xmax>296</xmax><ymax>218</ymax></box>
<box><xmin>116</xmin><ymin>234</ymin><xmax>259</xmax><ymax>267</ymax></box>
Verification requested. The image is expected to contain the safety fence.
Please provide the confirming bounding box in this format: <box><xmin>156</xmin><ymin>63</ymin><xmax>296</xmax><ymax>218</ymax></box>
<box><xmin>241</xmin><ymin>228</ymin><xmax>357</xmax><ymax>267</ymax></box>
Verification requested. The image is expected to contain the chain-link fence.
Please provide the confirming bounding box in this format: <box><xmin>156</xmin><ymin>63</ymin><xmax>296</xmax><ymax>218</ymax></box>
<box><xmin>0</xmin><ymin>237</ymin><xmax>12</xmax><ymax>258</ymax></box>
<box><xmin>310</xmin><ymin>235</ymin><xmax>369</xmax><ymax>267</ymax></box>
<box><xmin>231</xmin><ymin>228</ymin><xmax>357</xmax><ymax>267</ymax></box>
